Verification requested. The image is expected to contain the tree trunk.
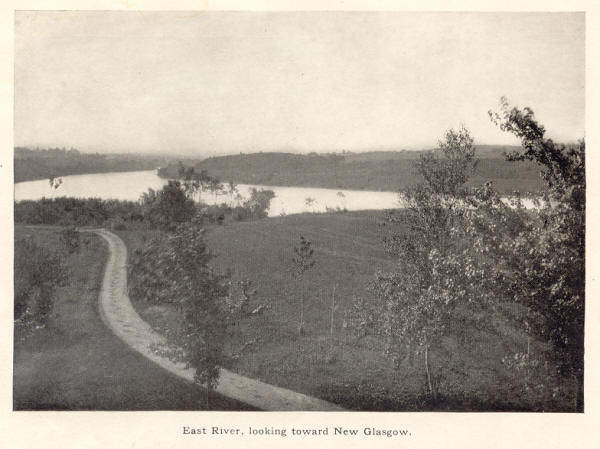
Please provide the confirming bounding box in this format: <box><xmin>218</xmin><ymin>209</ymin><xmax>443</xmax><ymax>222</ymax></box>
<box><xmin>424</xmin><ymin>345</ymin><xmax>434</xmax><ymax>400</ymax></box>
<box><xmin>330</xmin><ymin>284</ymin><xmax>336</xmax><ymax>345</ymax></box>
<box><xmin>298</xmin><ymin>297</ymin><xmax>305</xmax><ymax>335</ymax></box>
<box><xmin>328</xmin><ymin>284</ymin><xmax>337</xmax><ymax>361</ymax></box>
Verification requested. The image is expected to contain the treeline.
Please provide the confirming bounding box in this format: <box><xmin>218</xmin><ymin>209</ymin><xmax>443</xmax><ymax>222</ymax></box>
<box><xmin>158</xmin><ymin>148</ymin><xmax>545</xmax><ymax>194</ymax></box>
<box><xmin>15</xmin><ymin>180</ymin><xmax>275</xmax><ymax>230</ymax></box>
<box><xmin>14</xmin><ymin>147</ymin><xmax>177</xmax><ymax>183</ymax></box>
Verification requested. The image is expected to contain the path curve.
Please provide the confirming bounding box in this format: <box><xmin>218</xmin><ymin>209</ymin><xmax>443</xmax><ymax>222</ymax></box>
<box><xmin>92</xmin><ymin>228</ymin><xmax>344</xmax><ymax>411</ymax></box>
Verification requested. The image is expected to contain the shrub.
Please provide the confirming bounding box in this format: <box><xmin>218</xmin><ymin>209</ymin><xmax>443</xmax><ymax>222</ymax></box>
<box><xmin>60</xmin><ymin>226</ymin><xmax>81</xmax><ymax>254</ymax></box>
<box><xmin>14</xmin><ymin>237</ymin><xmax>68</xmax><ymax>332</ymax></box>
<box><xmin>128</xmin><ymin>223</ymin><xmax>231</xmax><ymax>388</ymax></box>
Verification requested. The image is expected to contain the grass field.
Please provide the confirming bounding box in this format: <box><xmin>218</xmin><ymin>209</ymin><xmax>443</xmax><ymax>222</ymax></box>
<box><xmin>13</xmin><ymin>225</ymin><xmax>253</xmax><ymax>410</ymax></box>
<box><xmin>120</xmin><ymin>211</ymin><xmax>574</xmax><ymax>411</ymax></box>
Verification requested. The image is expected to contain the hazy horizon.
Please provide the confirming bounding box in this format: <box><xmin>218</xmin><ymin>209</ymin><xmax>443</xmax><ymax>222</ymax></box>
<box><xmin>15</xmin><ymin>11</ymin><xmax>585</xmax><ymax>157</ymax></box>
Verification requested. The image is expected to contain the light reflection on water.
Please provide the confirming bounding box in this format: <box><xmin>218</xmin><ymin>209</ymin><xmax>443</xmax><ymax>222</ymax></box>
<box><xmin>14</xmin><ymin>170</ymin><xmax>539</xmax><ymax>216</ymax></box>
<box><xmin>14</xmin><ymin>170</ymin><xmax>403</xmax><ymax>217</ymax></box>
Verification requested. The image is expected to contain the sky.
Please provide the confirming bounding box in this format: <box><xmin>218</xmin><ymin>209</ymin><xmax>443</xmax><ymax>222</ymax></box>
<box><xmin>14</xmin><ymin>11</ymin><xmax>585</xmax><ymax>156</ymax></box>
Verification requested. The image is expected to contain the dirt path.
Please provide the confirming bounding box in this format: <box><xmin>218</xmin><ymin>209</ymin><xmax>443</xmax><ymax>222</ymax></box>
<box><xmin>92</xmin><ymin>228</ymin><xmax>344</xmax><ymax>411</ymax></box>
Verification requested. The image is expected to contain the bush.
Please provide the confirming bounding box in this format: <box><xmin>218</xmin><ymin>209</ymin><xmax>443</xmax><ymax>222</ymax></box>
<box><xmin>14</xmin><ymin>237</ymin><xmax>68</xmax><ymax>331</ymax></box>
<box><xmin>60</xmin><ymin>226</ymin><xmax>81</xmax><ymax>254</ymax></box>
<box><xmin>140</xmin><ymin>181</ymin><xmax>196</xmax><ymax>230</ymax></box>
<box><xmin>14</xmin><ymin>197</ymin><xmax>143</xmax><ymax>227</ymax></box>
<box><xmin>128</xmin><ymin>223</ymin><xmax>231</xmax><ymax>388</ymax></box>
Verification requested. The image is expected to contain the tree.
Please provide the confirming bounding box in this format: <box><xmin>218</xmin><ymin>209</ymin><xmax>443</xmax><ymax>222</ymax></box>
<box><xmin>128</xmin><ymin>222</ymin><xmax>231</xmax><ymax>392</ymax></box>
<box><xmin>227</xmin><ymin>180</ymin><xmax>239</xmax><ymax>207</ymax></box>
<box><xmin>488</xmin><ymin>98</ymin><xmax>585</xmax><ymax>410</ymax></box>
<box><xmin>243</xmin><ymin>188</ymin><xmax>276</xmax><ymax>218</ymax></box>
<box><xmin>291</xmin><ymin>235</ymin><xmax>316</xmax><ymax>335</ymax></box>
<box><xmin>48</xmin><ymin>176</ymin><xmax>63</xmax><ymax>191</ymax></box>
<box><xmin>355</xmin><ymin>126</ymin><xmax>479</xmax><ymax>400</ymax></box>
<box><xmin>207</xmin><ymin>177</ymin><xmax>225</xmax><ymax>204</ymax></box>
<box><xmin>140</xmin><ymin>180</ymin><xmax>196</xmax><ymax>230</ymax></box>
<box><xmin>416</xmin><ymin>126</ymin><xmax>477</xmax><ymax>196</ymax></box>
<box><xmin>358</xmin><ymin>101</ymin><xmax>584</xmax><ymax>410</ymax></box>
<box><xmin>336</xmin><ymin>191</ymin><xmax>347</xmax><ymax>211</ymax></box>
<box><xmin>304</xmin><ymin>197</ymin><xmax>317</xmax><ymax>212</ymax></box>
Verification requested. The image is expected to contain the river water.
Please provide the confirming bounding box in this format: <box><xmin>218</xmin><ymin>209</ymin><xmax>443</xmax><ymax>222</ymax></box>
<box><xmin>14</xmin><ymin>170</ymin><xmax>540</xmax><ymax>216</ymax></box>
<box><xmin>14</xmin><ymin>170</ymin><xmax>403</xmax><ymax>217</ymax></box>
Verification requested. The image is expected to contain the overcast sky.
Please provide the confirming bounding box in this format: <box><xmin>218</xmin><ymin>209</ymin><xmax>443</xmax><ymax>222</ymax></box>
<box><xmin>14</xmin><ymin>11</ymin><xmax>584</xmax><ymax>156</ymax></box>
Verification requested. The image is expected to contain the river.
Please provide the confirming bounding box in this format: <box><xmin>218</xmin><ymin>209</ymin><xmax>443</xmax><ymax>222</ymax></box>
<box><xmin>14</xmin><ymin>170</ymin><xmax>403</xmax><ymax>217</ymax></box>
<box><xmin>14</xmin><ymin>170</ymin><xmax>541</xmax><ymax>216</ymax></box>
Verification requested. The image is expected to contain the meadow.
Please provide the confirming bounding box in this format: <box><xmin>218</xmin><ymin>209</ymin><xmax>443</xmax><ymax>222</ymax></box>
<box><xmin>119</xmin><ymin>211</ymin><xmax>575</xmax><ymax>411</ymax></box>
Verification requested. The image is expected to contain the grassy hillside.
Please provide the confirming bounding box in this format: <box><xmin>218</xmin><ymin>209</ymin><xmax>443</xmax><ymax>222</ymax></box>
<box><xmin>158</xmin><ymin>148</ymin><xmax>545</xmax><ymax>194</ymax></box>
<box><xmin>121</xmin><ymin>211</ymin><xmax>572</xmax><ymax>411</ymax></box>
<box><xmin>13</xmin><ymin>225</ymin><xmax>253</xmax><ymax>410</ymax></box>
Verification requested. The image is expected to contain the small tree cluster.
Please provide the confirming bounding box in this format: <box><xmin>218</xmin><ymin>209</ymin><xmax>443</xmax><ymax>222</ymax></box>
<box><xmin>14</xmin><ymin>237</ymin><xmax>68</xmax><ymax>333</ymax></box>
<box><xmin>140</xmin><ymin>180</ymin><xmax>196</xmax><ymax>230</ymax></box>
<box><xmin>128</xmin><ymin>223</ymin><xmax>231</xmax><ymax>388</ymax></box>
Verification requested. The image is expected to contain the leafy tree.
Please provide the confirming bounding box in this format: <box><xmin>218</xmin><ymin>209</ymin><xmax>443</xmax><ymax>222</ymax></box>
<box><xmin>140</xmin><ymin>180</ymin><xmax>196</xmax><ymax>230</ymax></box>
<box><xmin>207</xmin><ymin>177</ymin><xmax>225</xmax><ymax>204</ymax></box>
<box><xmin>291</xmin><ymin>235</ymin><xmax>316</xmax><ymax>335</ymax></box>
<box><xmin>416</xmin><ymin>126</ymin><xmax>477</xmax><ymax>196</ymax></box>
<box><xmin>357</xmin><ymin>101</ymin><xmax>584</xmax><ymax>410</ymax></box>
<box><xmin>488</xmin><ymin>98</ymin><xmax>585</xmax><ymax>410</ymax></box>
<box><xmin>304</xmin><ymin>197</ymin><xmax>317</xmax><ymax>212</ymax></box>
<box><xmin>128</xmin><ymin>223</ymin><xmax>230</xmax><ymax>390</ymax></box>
<box><xmin>226</xmin><ymin>180</ymin><xmax>239</xmax><ymax>207</ymax></box>
<box><xmin>355</xmin><ymin>126</ymin><xmax>480</xmax><ymax>400</ymax></box>
<box><xmin>336</xmin><ymin>191</ymin><xmax>347</xmax><ymax>210</ymax></box>
<box><xmin>243</xmin><ymin>188</ymin><xmax>275</xmax><ymax>218</ymax></box>
<box><xmin>48</xmin><ymin>176</ymin><xmax>63</xmax><ymax>192</ymax></box>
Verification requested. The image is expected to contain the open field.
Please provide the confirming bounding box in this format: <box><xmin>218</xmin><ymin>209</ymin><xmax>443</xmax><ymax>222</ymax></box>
<box><xmin>13</xmin><ymin>225</ymin><xmax>253</xmax><ymax>410</ymax></box>
<box><xmin>120</xmin><ymin>211</ymin><xmax>575</xmax><ymax>411</ymax></box>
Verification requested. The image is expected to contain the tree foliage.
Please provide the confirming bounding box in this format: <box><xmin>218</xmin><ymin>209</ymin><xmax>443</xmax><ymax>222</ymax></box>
<box><xmin>14</xmin><ymin>237</ymin><xmax>68</xmax><ymax>331</ymax></box>
<box><xmin>488</xmin><ymin>98</ymin><xmax>585</xmax><ymax>408</ymax></box>
<box><xmin>140</xmin><ymin>181</ymin><xmax>196</xmax><ymax>230</ymax></box>
<box><xmin>356</xmin><ymin>101</ymin><xmax>584</xmax><ymax>410</ymax></box>
<box><xmin>128</xmin><ymin>223</ymin><xmax>231</xmax><ymax>388</ymax></box>
<box><xmin>292</xmin><ymin>235</ymin><xmax>316</xmax><ymax>335</ymax></box>
<box><xmin>366</xmin><ymin>126</ymin><xmax>479</xmax><ymax>399</ymax></box>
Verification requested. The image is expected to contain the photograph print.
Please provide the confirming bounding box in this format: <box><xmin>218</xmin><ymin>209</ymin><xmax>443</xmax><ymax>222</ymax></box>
<box><xmin>13</xmin><ymin>11</ymin><xmax>585</xmax><ymax>412</ymax></box>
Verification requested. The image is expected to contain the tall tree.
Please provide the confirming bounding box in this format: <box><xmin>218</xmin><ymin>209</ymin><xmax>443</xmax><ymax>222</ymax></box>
<box><xmin>376</xmin><ymin>127</ymin><xmax>479</xmax><ymax>399</ymax></box>
<box><xmin>128</xmin><ymin>223</ymin><xmax>230</xmax><ymax>392</ymax></box>
<box><xmin>292</xmin><ymin>235</ymin><xmax>316</xmax><ymax>335</ymax></box>
<box><xmin>489</xmin><ymin>98</ymin><xmax>585</xmax><ymax>410</ymax></box>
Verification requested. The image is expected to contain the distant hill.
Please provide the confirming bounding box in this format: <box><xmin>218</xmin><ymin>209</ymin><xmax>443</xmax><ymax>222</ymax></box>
<box><xmin>158</xmin><ymin>147</ymin><xmax>545</xmax><ymax>195</ymax></box>
<box><xmin>342</xmin><ymin>145</ymin><xmax>521</xmax><ymax>162</ymax></box>
<box><xmin>14</xmin><ymin>147</ymin><xmax>189</xmax><ymax>183</ymax></box>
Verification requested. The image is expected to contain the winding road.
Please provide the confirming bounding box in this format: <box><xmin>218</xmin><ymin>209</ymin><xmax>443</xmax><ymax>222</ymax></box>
<box><xmin>93</xmin><ymin>228</ymin><xmax>344</xmax><ymax>411</ymax></box>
